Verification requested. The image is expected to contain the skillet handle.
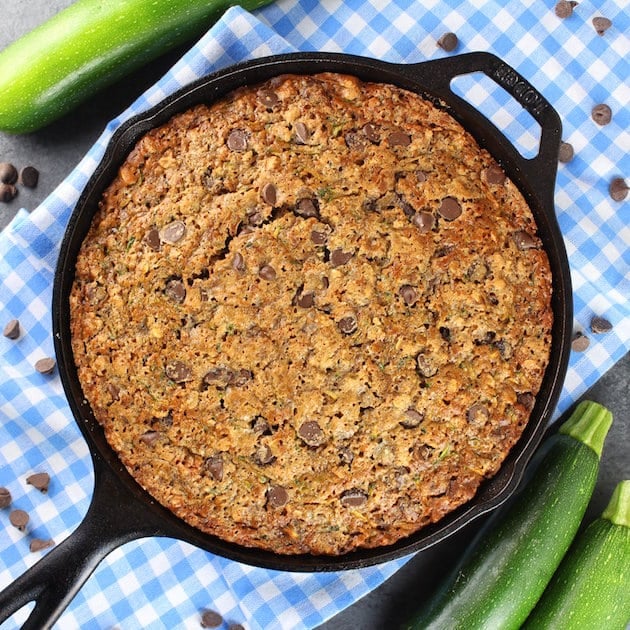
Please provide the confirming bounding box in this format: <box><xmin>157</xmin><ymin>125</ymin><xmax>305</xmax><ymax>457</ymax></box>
<box><xmin>0</xmin><ymin>464</ymin><xmax>162</xmax><ymax>629</ymax></box>
<box><xmin>401</xmin><ymin>51</ymin><xmax>562</xmax><ymax>206</ymax></box>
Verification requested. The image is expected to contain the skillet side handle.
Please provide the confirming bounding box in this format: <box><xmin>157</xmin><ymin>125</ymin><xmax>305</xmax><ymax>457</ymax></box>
<box><xmin>0</xmin><ymin>465</ymin><xmax>161</xmax><ymax>630</ymax></box>
<box><xmin>404</xmin><ymin>52</ymin><xmax>562</xmax><ymax>206</ymax></box>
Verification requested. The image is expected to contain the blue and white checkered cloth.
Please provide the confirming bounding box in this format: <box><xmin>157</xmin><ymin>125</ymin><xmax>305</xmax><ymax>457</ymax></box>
<box><xmin>1</xmin><ymin>1</ymin><xmax>628</xmax><ymax>628</ymax></box>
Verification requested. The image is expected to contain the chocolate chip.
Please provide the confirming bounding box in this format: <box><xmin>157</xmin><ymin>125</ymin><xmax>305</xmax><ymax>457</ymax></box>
<box><xmin>231</xmin><ymin>369</ymin><xmax>253</xmax><ymax>387</ymax></box>
<box><xmin>258</xmin><ymin>90</ymin><xmax>279</xmax><ymax>108</ymax></box>
<box><xmin>165</xmin><ymin>279</ymin><xmax>186</xmax><ymax>303</ymax></box>
<box><xmin>246</xmin><ymin>207</ymin><xmax>263</xmax><ymax>226</ymax></box>
<box><xmin>0</xmin><ymin>487</ymin><xmax>11</xmax><ymax>508</ymax></box>
<box><xmin>35</xmin><ymin>357</ymin><xmax>56</xmax><ymax>375</ymax></box>
<box><xmin>200</xmin><ymin>610</ymin><xmax>223</xmax><ymax>628</ymax></box>
<box><xmin>416</xmin><ymin>352</ymin><xmax>437</xmax><ymax>378</ymax></box>
<box><xmin>590</xmin><ymin>316</ymin><xmax>613</xmax><ymax>334</ymax></box>
<box><xmin>554</xmin><ymin>0</ymin><xmax>575</xmax><ymax>18</ymax></box>
<box><xmin>344</xmin><ymin>132</ymin><xmax>366</xmax><ymax>150</ymax></box>
<box><xmin>159</xmin><ymin>220</ymin><xmax>186</xmax><ymax>244</ymax></box>
<box><xmin>311</xmin><ymin>230</ymin><xmax>328</xmax><ymax>245</ymax></box>
<box><xmin>416</xmin><ymin>170</ymin><xmax>427</xmax><ymax>183</ymax></box>
<box><xmin>387</xmin><ymin>131</ymin><xmax>411</xmax><ymax>147</ymax></box>
<box><xmin>165</xmin><ymin>360</ymin><xmax>192</xmax><ymax>383</ymax></box>
<box><xmin>558</xmin><ymin>141</ymin><xmax>575</xmax><ymax>163</ymax></box>
<box><xmin>232</xmin><ymin>252</ymin><xmax>245</xmax><ymax>271</ymax></box>
<box><xmin>340</xmin><ymin>488</ymin><xmax>367</xmax><ymax>507</ymax></box>
<box><xmin>592</xmin><ymin>16</ymin><xmax>612</xmax><ymax>35</ymax></box>
<box><xmin>261</xmin><ymin>182</ymin><xmax>277</xmax><ymax>205</ymax></box>
<box><xmin>296</xmin><ymin>290</ymin><xmax>315</xmax><ymax>308</ymax></box>
<box><xmin>399</xmin><ymin>285</ymin><xmax>418</xmax><ymax>306</ymax></box>
<box><xmin>9</xmin><ymin>509</ymin><xmax>29</xmax><ymax>531</ymax></box>
<box><xmin>484</xmin><ymin>164</ymin><xmax>506</xmax><ymax>185</ymax></box>
<box><xmin>330</xmin><ymin>248</ymin><xmax>353</xmax><ymax>267</ymax></box>
<box><xmin>512</xmin><ymin>230</ymin><xmax>539</xmax><ymax>250</ymax></box>
<box><xmin>495</xmin><ymin>338</ymin><xmax>513</xmax><ymax>360</ymax></box>
<box><xmin>0</xmin><ymin>162</ymin><xmax>18</xmax><ymax>184</ymax></box>
<box><xmin>205</xmin><ymin>455</ymin><xmax>224</xmax><ymax>482</ymax></box>
<box><xmin>0</xmin><ymin>183</ymin><xmax>17</xmax><ymax>202</ymax></box>
<box><xmin>293</xmin><ymin>121</ymin><xmax>310</xmax><ymax>144</ymax></box>
<box><xmin>254</xmin><ymin>443</ymin><xmax>275</xmax><ymax>465</ymax></box>
<box><xmin>467</xmin><ymin>403</ymin><xmax>489</xmax><ymax>424</ymax></box>
<box><xmin>139</xmin><ymin>431</ymin><xmax>160</xmax><ymax>446</ymax></box>
<box><xmin>438</xmin><ymin>197</ymin><xmax>462</xmax><ymax>221</ymax></box>
<box><xmin>203</xmin><ymin>366</ymin><xmax>234</xmax><ymax>389</ymax></box>
<box><xmin>3</xmin><ymin>318</ymin><xmax>20</xmax><ymax>339</ymax></box>
<box><xmin>144</xmin><ymin>228</ymin><xmax>161</xmax><ymax>251</ymax></box>
<box><xmin>267</xmin><ymin>485</ymin><xmax>289</xmax><ymax>508</ymax></box>
<box><xmin>19</xmin><ymin>166</ymin><xmax>39</xmax><ymax>188</ymax></box>
<box><xmin>439</xmin><ymin>326</ymin><xmax>451</xmax><ymax>342</ymax></box>
<box><xmin>517</xmin><ymin>392</ymin><xmax>536</xmax><ymax>411</ymax></box>
<box><xmin>29</xmin><ymin>538</ymin><xmax>55</xmax><ymax>553</ymax></box>
<box><xmin>227</xmin><ymin>129</ymin><xmax>248</xmax><ymax>151</ymax></box>
<box><xmin>412</xmin><ymin>211</ymin><xmax>435</xmax><ymax>233</ymax></box>
<box><xmin>571</xmin><ymin>331</ymin><xmax>590</xmax><ymax>352</ymax></box>
<box><xmin>591</xmin><ymin>103</ymin><xmax>612</xmax><ymax>126</ymax></box>
<box><xmin>338</xmin><ymin>315</ymin><xmax>358</xmax><ymax>335</ymax></box>
<box><xmin>298</xmin><ymin>421</ymin><xmax>327</xmax><ymax>447</ymax></box>
<box><xmin>251</xmin><ymin>416</ymin><xmax>271</xmax><ymax>435</ymax></box>
<box><xmin>259</xmin><ymin>264</ymin><xmax>276</xmax><ymax>281</ymax></box>
<box><xmin>401</xmin><ymin>408</ymin><xmax>424</xmax><ymax>428</ymax></box>
<box><xmin>609</xmin><ymin>177</ymin><xmax>628</xmax><ymax>202</ymax></box>
<box><xmin>362</xmin><ymin>123</ymin><xmax>380</xmax><ymax>143</ymax></box>
<box><xmin>26</xmin><ymin>472</ymin><xmax>50</xmax><ymax>493</ymax></box>
<box><xmin>338</xmin><ymin>447</ymin><xmax>354</xmax><ymax>465</ymax></box>
<box><xmin>228</xmin><ymin>624</ymin><xmax>245</xmax><ymax>630</ymax></box>
<box><xmin>437</xmin><ymin>32</ymin><xmax>459</xmax><ymax>52</ymax></box>
<box><xmin>295</xmin><ymin>197</ymin><xmax>319</xmax><ymax>218</ymax></box>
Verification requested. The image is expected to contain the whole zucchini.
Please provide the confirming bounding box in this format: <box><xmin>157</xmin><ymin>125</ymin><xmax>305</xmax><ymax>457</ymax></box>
<box><xmin>524</xmin><ymin>479</ymin><xmax>630</xmax><ymax>629</ymax></box>
<box><xmin>402</xmin><ymin>400</ymin><xmax>613</xmax><ymax>630</ymax></box>
<box><xmin>0</xmin><ymin>0</ymin><xmax>275</xmax><ymax>133</ymax></box>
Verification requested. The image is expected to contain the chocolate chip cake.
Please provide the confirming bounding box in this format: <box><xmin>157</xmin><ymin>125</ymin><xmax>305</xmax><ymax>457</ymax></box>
<box><xmin>70</xmin><ymin>72</ymin><xmax>553</xmax><ymax>555</ymax></box>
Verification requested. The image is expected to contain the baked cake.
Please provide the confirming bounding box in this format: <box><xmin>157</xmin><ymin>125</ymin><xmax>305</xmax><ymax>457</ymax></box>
<box><xmin>69</xmin><ymin>72</ymin><xmax>553</xmax><ymax>555</ymax></box>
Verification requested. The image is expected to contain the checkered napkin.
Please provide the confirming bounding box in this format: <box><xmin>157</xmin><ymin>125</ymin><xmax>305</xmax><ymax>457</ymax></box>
<box><xmin>1</xmin><ymin>1</ymin><xmax>628</xmax><ymax>628</ymax></box>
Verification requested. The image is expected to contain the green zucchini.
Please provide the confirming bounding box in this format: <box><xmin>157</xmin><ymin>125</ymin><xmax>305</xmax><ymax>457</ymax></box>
<box><xmin>0</xmin><ymin>0</ymin><xmax>275</xmax><ymax>133</ymax></box>
<box><xmin>524</xmin><ymin>479</ymin><xmax>630</xmax><ymax>629</ymax></box>
<box><xmin>402</xmin><ymin>400</ymin><xmax>613</xmax><ymax>630</ymax></box>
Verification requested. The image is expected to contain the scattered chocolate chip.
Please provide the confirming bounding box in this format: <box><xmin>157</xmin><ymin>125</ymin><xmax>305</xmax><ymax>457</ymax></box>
<box><xmin>159</xmin><ymin>220</ymin><xmax>186</xmax><ymax>244</ymax></box>
<box><xmin>416</xmin><ymin>170</ymin><xmax>427</xmax><ymax>183</ymax></box>
<box><xmin>298</xmin><ymin>421</ymin><xmax>327</xmax><ymax>447</ymax></box>
<box><xmin>338</xmin><ymin>315</ymin><xmax>358</xmax><ymax>335</ymax></box>
<box><xmin>387</xmin><ymin>131</ymin><xmax>411</xmax><ymax>147</ymax></box>
<box><xmin>9</xmin><ymin>509</ymin><xmax>29</xmax><ymax>531</ymax></box>
<box><xmin>411</xmin><ymin>211</ymin><xmax>435</xmax><ymax>233</ymax></box>
<box><xmin>554</xmin><ymin>0</ymin><xmax>576</xmax><ymax>18</ymax></box>
<box><xmin>0</xmin><ymin>162</ymin><xmax>18</xmax><ymax>184</ymax></box>
<box><xmin>0</xmin><ymin>183</ymin><xmax>17</xmax><ymax>202</ymax></box>
<box><xmin>311</xmin><ymin>230</ymin><xmax>328</xmax><ymax>245</ymax></box>
<box><xmin>399</xmin><ymin>285</ymin><xmax>418</xmax><ymax>307</ymax></box>
<box><xmin>293</xmin><ymin>121</ymin><xmax>310</xmax><ymax>144</ymax></box>
<box><xmin>165</xmin><ymin>360</ymin><xmax>192</xmax><ymax>383</ymax></box>
<box><xmin>200</xmin><ymin>610</ymin><xmax>223</xmax><ymax>628</ymax></box>
<box><xmin>261</xmin><ymin>182</ymin><xmax>277</xmax><ymax>205</ymax></box>
<box><xmin>495</xmin><ymin>338</ymin><xmax>513</xmax><ymax>360</ymax></box>
<box><xmin>232</xmin><ymin>252</ymin><xmax>245</xmax><ymax>271</ymax></box>
<box><xmin>609</xmin><ymin>177</ymin><xmax>628</xmax><ymax>202</ymax></box>
<box><xmin>139</xmin><ymin>431</ymin><xmax>160</xmax><ymax>446</ymax></box>
<box><xmin>590</xmin><ymin>316</ymin><xmax>613</xmax><ymax>334</ymax></box>
<box><xmin>266</xmin><ymin>485</ymin><xmax>289</xmax><ymax>508</ymax></box>
<box><xmin>295</xmin><ymin>197</ymin><xmax>319</xmax><ymax>218</ymax></box>
<box><xmin>467</xmin><ymin>403</ymin><xmax>490</xmax><ymax>424</ymax></box>
<box><xmin>202</xmin><ymin>366</ymin><xmax>234</xmax><ymax>389</ymax></box>
<box><xmin>205</xmin><ymin>455</ymin><xmax>224</xmax><ymax>482</ymax></box>
<box><xmin>254</xmin><ymin>443</ymin><xmax>275</xmax><ymax>466</ymax></box>
<box><xmin>227</xmin><ymin>129</ymin><xmax>248</xmax><ymax>151</ymax></box>
<box><xmin>338</xmin><ymin>447</ymin><xmax>354</xmax><ymax>465</ymax></box>
<box><xmin>228</xmin><ymin>624</ymin><xmax>245</xmax><ymax>630</ymax></box>
<box><xmin>362</xmin><ymin>123</ymin><xmax>380</xmax><ymax>143</ymax></box>
<box><xmin>340</xmin><ymin>488</ymin><xmax>367</xmax><ymax>507</ymax></box>
<box><xmin>512</xmin><ymin>230</ymin><xmax>539</xmax><ymax>250</ymax></box>
<box><xmin>165</xmin><ymin>279</ymin><xmax>186</xmax><ymax>303</ymax></box>
<box><xmin>0</xmin><ymin>487</ymin><xmax>11</xmax><ymax>508</ymax></box>
<box><xmin>591</xmin><ymin>103</ymin><xmax>612</xmax><ymax>126</ymax></box>
<box><xmin>592</xmin><ymin>16</ymin><xmax>612</xmax><ymax>35</ymax></box>
<box><xmin>484</xmin><ymin>164</ymin><xmax>506</xmax><ymax>185</ymax></box>
<box><xmin>437</xmin><ymin>32</ymin><xmax>459</xmax><ymax>52</ymax></box>
<box><xmin>251</xmin><ymin>416</ymin><xmax>271</xmax><ymax>435</ymax></box>
<box><xmin>26</xmin><ymin>472</ymin><xmax>50</xmax><ymax>493</ymax></box>
<box><xmin>258</xmin><ymin>264</ymin><xmax>276</xmax><ymax>281</ymax></box>
<box><xmin>571</xmin><ymin>331</ymin><xmax>590</xmax><ymax>352</ymax></box>
<box><xmin>439</xmin><ymin>326</ymin><xmax>451</xmax><ymax>342</ymax></box>
<box><xmin>296</xmin><ymin>290</ymin><xmax>315</xmax><ymax>308</ymax></box>
<box><xmin>330</xmin><ymin>248</ymin><xmax>353</xmax><ymax>267</ymax></box>
<box><xmin>258</xmin><ymin>89</ymin><xmax>279</xmax><ymax>108</ymax></box>
<box><xmin>35</xmin><ymin>357</ymin><xmax>56</xmax><ymax>375</ymax></box>
<box><xmin>144</xmin><ymin>228</ymin><xmax>161</xmax><ymax>251</ymax></box>
<box><xmin>438</xmin><ymin>196</ymin><xmax>462</xmax><ymax>221</ymax></box>
<box><xmin>344</xmin><ymin>131</ymin><xmax>366</xmax><ymax>150</ymax></box>
<box><xmin>3</xmin><ymin>318</ymin><xmax>20</xmax><ymax>339</ymax></box>
<box><xmin>246</xmin><ymin>207</ymin><xmax>263</xmax><ymax>226</ymax></box>
<box><xmin>29</xmin><ymin>538</ymin><xmax>55</xmax><ymax>553</ymax></box>
<box><xmin>231</xmin><ymin>368</ymin><xmax>253</xmax><ymax>387</ymax></box>
<box><xmin>401</xmin><ymin>408</ymin><xmax>424</xmax><ymax>428</ymax></box>
<box><xmin>416</xmin><ymin>352</ymin><xmax>438</xmax><ymax>378</ymax></box>
<box><xmin>558</xmin><ymin>141</ymin><xmax>575</xmax><ymax>163</ymax></box>
<box><xmin>19</xmin><ymin>166</ymin><xmax>39</xmax><ymax>188</ymax></box>
<box><xmin>517</xmin><ymin>392</ymin><xmax>536</xmax><ymax>411</ymax></box>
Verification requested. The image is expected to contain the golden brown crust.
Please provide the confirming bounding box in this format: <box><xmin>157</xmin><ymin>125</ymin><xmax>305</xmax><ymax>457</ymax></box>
<box><xmin>70</xmin><ymin>73</ymin><xmax>553</xmax><ymax>555</ymax></box>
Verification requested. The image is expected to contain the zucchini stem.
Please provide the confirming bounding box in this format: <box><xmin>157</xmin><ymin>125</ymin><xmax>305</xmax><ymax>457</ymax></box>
<box><xmin>602</xmin><ymin>480</ymin><xmax>630</xmax><ymax>528</ymax></box>
<box><xmin>558</xmin><ymin>400</ymin><xmax>612</xmax><ymax>458</ymax></box>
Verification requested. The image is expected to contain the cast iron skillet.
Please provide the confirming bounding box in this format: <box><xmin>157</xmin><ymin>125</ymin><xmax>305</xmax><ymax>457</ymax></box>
<box><xmin>0</xmin><ymin>51</ymin><xmax>572</xmax><ymax>629</ymax></box>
